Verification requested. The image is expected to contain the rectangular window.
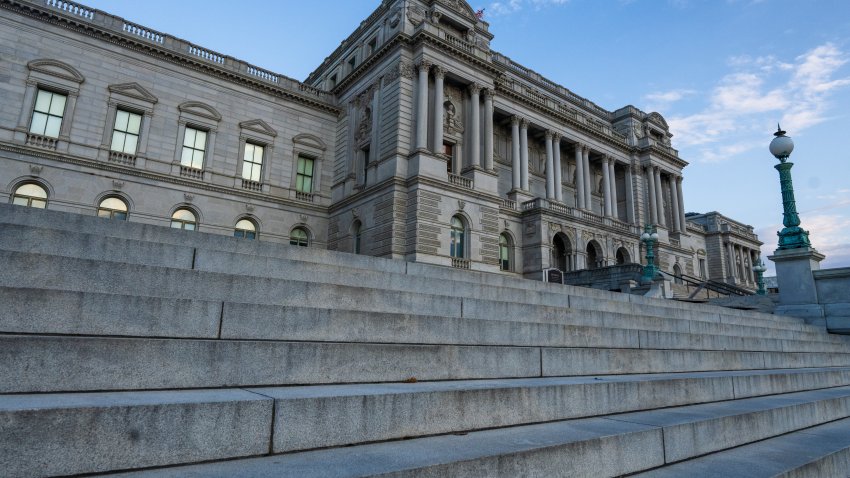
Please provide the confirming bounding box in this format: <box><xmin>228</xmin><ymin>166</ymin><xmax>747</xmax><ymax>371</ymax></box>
<box><xmin>699</xmin><ymin>259</ymin><xmax>707</xmax><ymax>279</ymax></box>
<box><xmin>180</xmin><ymin>127</ymin><xmax>207</xmax><ymax>170</ymax></box>
<box><xmin>348</xmin><ymin>55</ymin><xmax>357</xmax><ymax>71</ymax></box>
<box><xmin>366</xmin><ymin>37</ymin><xmax>378</xmax><ymax>56</ymax></box>
<box><xmin>242</xmin><ymin>143</ymin><xmax>264</xmax><ymax>182</ymax></box>
<box><xmin>30</xmin><ymin>89</ymin><xmax>67</xmax><ymax>138</ymax></box>
<box><xmin>296</xmin><ymin>155</ymin><xmax>315</xmax><ymax>193</ymax></box>
<box><xmin>111</xmin><ymin>110</ymin><xmax>142</xmax><ymax>154</ymax></box>
<box><xmin>444</xmin><ymin>142</ymin><xmax>454</xmax><ymax>174</ymax></box>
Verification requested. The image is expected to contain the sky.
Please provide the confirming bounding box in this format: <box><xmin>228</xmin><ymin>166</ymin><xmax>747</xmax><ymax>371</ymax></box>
<box><xmin>80</xmin><ymin>0</ymin><xmax>850</xmax><ymax>274</ymax></box>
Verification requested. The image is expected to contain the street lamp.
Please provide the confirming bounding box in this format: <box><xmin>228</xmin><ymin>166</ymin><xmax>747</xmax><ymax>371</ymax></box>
<box><xmin>640</xmin><ymin>224</ymin><xmax>660</xmax><ymax>284</ymax></box>
<box><xmin>769</xmin><ymin>125</ymin><xmax>812</xmax><ymax>249</ymax></box>
<box><xmin>752</xmin><ymin>258</ymin><xmax>767</xmax><ymax>296</ymax></box>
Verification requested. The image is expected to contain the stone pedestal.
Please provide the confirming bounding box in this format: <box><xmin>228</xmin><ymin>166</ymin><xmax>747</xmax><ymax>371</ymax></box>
<box><xmin>508</xmin><ymin>189</ymin><xmax>534</xmax><ymax>206</ymax></box>
<box><xmin>768</xmin><ymin>247</ymin><xmax>825</xmax><ymax>323</ymax></box>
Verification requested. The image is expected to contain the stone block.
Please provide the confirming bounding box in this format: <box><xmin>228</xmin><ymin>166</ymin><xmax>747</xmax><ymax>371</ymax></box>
<box><xmin>0</xmin><ymin>389</ymin><xmax>272</xmax><ymax>478</ymax></box>
<box><xmin>0</xmin><ymin>335</ymin><xmax>540</xmax><ymax>393</ymax></box>
<box><xmin>542</xmin><ymin>348</ymin><xmax>765</xmax><ymax>376</ymax></box>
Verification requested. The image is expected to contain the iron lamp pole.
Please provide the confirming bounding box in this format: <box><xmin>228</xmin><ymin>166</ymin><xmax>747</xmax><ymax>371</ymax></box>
<box><xmin>640</xmin><ymin>224</ymin><xmax>660</xmax><ymax>284</ymax></box>
<box><xmin>769</xmin><ymin>126</ymin><xmax>812</xmax><ymax>250</ymax></box>
<box><xmin>752</xmin><ymin>259</ymin><xmax>767</xmax><ymax>296</ymax></box>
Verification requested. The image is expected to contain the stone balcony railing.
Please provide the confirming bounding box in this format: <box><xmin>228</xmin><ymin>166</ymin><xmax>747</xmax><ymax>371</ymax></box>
<box><xmin>448</xmin><ymin>173</ymin><xmax>473</xmax><ymax>190</ymax></box>
<box><xmin>451</xmin><ymin>258</ymin><xmax>471</xmax><ymax>270</ymax></box>
<box><xmin>241</xmin><ymin>179</ymin><xmax>263</xmax><ymax>192</ymax></box>
<box><xmin>295</xmin><ymin>191</ymin><xmax>315</xmax><ymax>203</ymax></box>
<box><xmin>179</xmin><ymin>166</ymin><xmax>204</xmax><ymax>180</ymax></box>
<box><xmin>25</xmin><ymin>132</ymin><xmax>57</xmax><ymax>150</ymax></box>
<box><xmin>33</xmin><ymin>0</ymin><xmax>333</xmax><ymax>103</ymax></box>
<box><xmin>521</xmin><ymin>198</ymin><xmax>641</xmax><ymax>235</ymax></box>
<box><xmin>108</xmin><ymin>151</ymin><xmax>136</xmax><ymax>166</ymax></box>
<box><xmin>499</xmin><ymin>199</ymin><xmax>517</xmax><ymax>211</ymax></box>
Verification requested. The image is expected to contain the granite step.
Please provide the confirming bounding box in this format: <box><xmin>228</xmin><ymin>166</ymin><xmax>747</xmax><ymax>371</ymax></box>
<box><xmin>0</xmin><ymin>204</ymin><xmax>802</xmax><ymax>327</ymax></box>
<box><xmin>7</xmin><ymin>334</ymin><xmax>850</xmax><ymax>393</ymax></box>
<box><xmin>6</xmin><ymin>370</ymin><xmax>850</xmax><ymax>478</ymax></box>
<box><xmin>0</xmin><ymin>288</ymin><xmax>845</xmax><ymax>353</ymax></box>
<box><xmin>95</xmin><ymin>386</ymin><xmax>850</xmax><ymax>478</ymax></box>
<box><xmin>633</xmin><ymin>416</ymin><xmax>850</xmax><ymax>477</ymax></box>
<box><xmin>0</xmin><ymin>251</ymin><xmax>831</xmax><ymax>344</ymax></box>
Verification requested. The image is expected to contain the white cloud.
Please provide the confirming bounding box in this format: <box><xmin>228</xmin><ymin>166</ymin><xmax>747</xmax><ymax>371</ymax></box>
<box><xmin>662</xmin><ymin>43</ymin><xmax>850</xmax><ymax>162</ymax></box>
<box><xmin>487</xmin><ymin>0</ymin><xmax>568</xmax><ymax>15</ymax></box>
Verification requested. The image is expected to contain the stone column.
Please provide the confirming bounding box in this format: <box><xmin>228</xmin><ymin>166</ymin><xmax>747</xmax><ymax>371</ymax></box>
<box><xmin>676</xmin><ymin>176</ymin><xmax>687</xmax><ymax>232</ymax></box>
<box><xmin>431</xmin><ymin>65</ymin><xmax>444</xmax><ymax>153</ymax></box>
<box><xmin>609</xmin><ymin>160</ymin><xmax>619</xmax><ymax>219</ymax></box>
<box><xmin>750</xmin><ymin>249</ymin><xmax>758</xmax><ymax>283</ymax></box>
<box><xmin>654</xmin><ymin>167</ymin><xmax>666</xmax><ymax>227</ymax></box>
<box><xmin>553</xmin><ymin>134</ymin><xmax>563</xmax><ymax>202</ymax></box>
<box><xmin>575</xmin><ymin>145</ymin><xmax>585</xmax><ymax>209</ymax></box>
<box><xmin>581</xmin><ymin>146</ymin><xmax>593</xmax><ymax>211</ymax></box>
<box><xmin>520</xmin><ymin>119</ymin><xmax>529</xmax><ymax>191</ymax></box>
<box><xmin>469</xmin><ymin>83</ymin><xmax>481</xmax><ymax>169</ymax></box>
<box><xmin>511</xmin><ymin>116</ymin><xmax>520</xmax><ymax>189</ymax></box>
<box><xmin>601</xmin><ymin>155</ymin><xmax>612</xmax><ymax>217</ymax></box>
<box><xmin>545</xmin><ymin>131</ymin><xmax>555</xmax><ymax>199</ymax></box>
<box><xmin>670</xmin><ymin>176</ymin><xmax>681</xmax><ymax>232</ymax></box>
<box><xmin>415</xmin><ymin>60</ymin><xmax>431</xmax><ymax>151</ymax></box>
<box><xmin>646</xmin><ymin>166</ymin><xmax>658</xmax><ymax>225</ymax></box>
<box><xmin>625</xmin><ymin>164</ymin><xmax>636</xmax><ymax>224</ymax></box>
<box><xmin>726</xmin><ymin>241</ymin><xmax>736</xmax><ymax>281</ymax></box>
<box><xmin>483</xmin><ymin>89</ymin><xmax>494</xmax><ymax>171</ymax></box>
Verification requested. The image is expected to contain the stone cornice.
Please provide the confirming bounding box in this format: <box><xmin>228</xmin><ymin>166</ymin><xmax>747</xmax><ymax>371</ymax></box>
<box><xmin>1</xmin><ymin>0</ymin><xmax>340</xmax><ymax>115</ymax></box>
<box><xmin>0</xmin><ymin>141</ymin><xmax>329</xmax><ymax>213</ymax></box>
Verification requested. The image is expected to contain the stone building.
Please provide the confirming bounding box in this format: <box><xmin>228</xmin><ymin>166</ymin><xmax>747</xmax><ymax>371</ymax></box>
<box><xmin>0</xmin><ymin>0</ymin><xmax>761</xmax><ymax>288</ymax></box>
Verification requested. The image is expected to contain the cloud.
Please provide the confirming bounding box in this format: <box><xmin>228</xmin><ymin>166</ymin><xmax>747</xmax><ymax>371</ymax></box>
<box><xmin>643</xmin><ymin>88</ymin><xmax>697</xmax><ymax>110</ymax></box>
<box><xmin>662</xmin><ymin>43</ymin><xmax>850</xmax><ymax>162</ymax></box>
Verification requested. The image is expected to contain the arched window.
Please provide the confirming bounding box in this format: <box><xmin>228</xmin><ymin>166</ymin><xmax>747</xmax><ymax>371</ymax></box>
<box><xmin>499</xmin><ymin>233</ymin><xmax>513</xmax><ymax>271</ymax></box>
<box><xmin>290</xmin><ymin>227</ymin><xmax>309</xmax><ymax>247</ymax></box>
<box><xmin>450</xmin><ymin>216</ymin><xmax>466</xmax><ymax>259</ymax></box>
<box><xmin>586</xmin><ymin>241</ymin><xmax>603</xmax><ymax>269</ymax></box>
<box><xmin>170</xmin><ymin>209</ymin><xmax>197</xmax><ymax>231</ymax></box>
<box><xmin>673</xmin><ymin>263</ymin><xmax>684</xmax><ymax>284</ymax></box>
<box><xmin>615</xmin><ymin>247</ymin><xmax>631</xmax><ymax>265</ymax></box>
<box><xmin>234</xmin><ymin>218</ymin><xmax>257</xmax><ymax>239</ymax></box>
<box><xmin>352</xmin><ymin>220</ymin><xmax>362</xmax><ymax>254</ymax></box>
<box><xmin>11</xmin><ymin>183</ymin><xmax>48</xmax><ymax>208</ymax></box>
<box><xmin>97</xmin><ymin>196</ymin><xmax>128</xmax><ymax>220</ymax></box>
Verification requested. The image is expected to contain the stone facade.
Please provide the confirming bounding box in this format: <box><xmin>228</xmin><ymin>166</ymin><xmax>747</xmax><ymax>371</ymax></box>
<box><xmin>0</xmin><ymin>0</ymin><xmax>760</xmax><ymax>288</ymax></box>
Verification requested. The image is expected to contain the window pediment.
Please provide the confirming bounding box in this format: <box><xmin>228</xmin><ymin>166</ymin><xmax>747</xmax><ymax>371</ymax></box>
<box><xmin>239</xmin><ymin>119</ymin><xmax>277</xmax><ymax>138</ymax></box>
<box><xmin>292</xmin><ymin>133</ymin><xmax>327</xmax><ymax>151</ymax></box>
<box><xmin>178</xmin><ymin>101</ymin><xmax>221</xmax><ymax>121</ymax></box>
<box><xmin>108</xmin><ymin>82</ymin><xmax>158</xmax><ymax>104</ymax></box>
<box><xmin>27</xmin><ymin>59</ymin><xmax>85</xmax><ymax>83</ymax></box>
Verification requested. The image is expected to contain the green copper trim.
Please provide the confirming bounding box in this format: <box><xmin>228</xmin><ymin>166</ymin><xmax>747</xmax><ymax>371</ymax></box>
<box><xmin>640</xmin><ymin>224</ymin><xmax>660</xmax><ymax>283</ymax></box>
<box><xmin>774</xmin><ymin>161</ymin><xmax>811</xmax><ymax>250</ymax></box>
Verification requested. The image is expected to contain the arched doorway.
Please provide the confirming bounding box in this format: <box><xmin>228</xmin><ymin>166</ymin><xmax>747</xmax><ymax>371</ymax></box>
<box><xmin>552</xmin><ymin>233</ymin><xmax>572</xmax><ymax>272</ymax></box>
<box><xmin>673</xmin><ymin>263</ymin><xmax>684</xmax><ymax>284</ymax></box>
<box><xmin>615</xmin><ymin>247</ymin><xmax>631</xmax><ymax>265</ymax></box>
<box><xmin>586</xmin><ymin>240</ymin><xmax>603</xmax><ymax>269</ymax></box>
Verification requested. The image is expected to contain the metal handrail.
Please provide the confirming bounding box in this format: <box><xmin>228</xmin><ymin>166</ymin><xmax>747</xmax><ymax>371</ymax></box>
<box><xmin>659</xmin><ymin>271</ymin><xmax>753</xmax><ymax>299</ymax></box>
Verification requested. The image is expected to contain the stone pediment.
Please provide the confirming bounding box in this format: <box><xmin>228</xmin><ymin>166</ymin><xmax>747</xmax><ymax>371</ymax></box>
<box><xmin>178</xmin><ymin>101</ymin><xmax>222</xmax><ymax>121</ymax></box>
<box><xmin>292</xmin><ymin>133</ymin><xmax>327</xmax><ymax>151</ymax></box>
<box><xmin>27</xmin><ymin>59</ymin><xmax>85</xmax><ymax>83</ymax></box>
<box><xmin>646</xmin><ymin>112</ymin><xmax>669</xmax><ymax>130</ymax></box>
<box><xmin>239</xmin><ymin>119</ymin><xmax>277</xmax><ymax>137</ymax></box>
<box><xmin>108</xmin><ymin>82</ymin><xmax>158</xmax><ymax>103</ymax></box>
<box><xmin>433</xmin><ymin>0</ymin><xmax>478</xmax><ymax>21</ymax></box>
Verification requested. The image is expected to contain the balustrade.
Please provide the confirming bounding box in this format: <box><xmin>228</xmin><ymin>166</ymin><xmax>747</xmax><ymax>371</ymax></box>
<box><xmin>25</xmin><ymin>133</ymin><xmax>57</xmax><ymax>150</ymax></box>
<box><xmin>108</xmin><ymin>151</ymin><xmax>136</xmax><ymax>166</ymax></box>
<box><xmin>448</xmin><ymin>173</ymin><xmax>473</xmax><ymax>190</ymax></box>
<box><xmin>122</xmin><ymin>21</ymin><xmax>164</xmax><ymax>44</ymax></box>
<box><xmin>45</xmin><ymin>0</ymin><xmax>94</xmax><ymax>19</ymax></box>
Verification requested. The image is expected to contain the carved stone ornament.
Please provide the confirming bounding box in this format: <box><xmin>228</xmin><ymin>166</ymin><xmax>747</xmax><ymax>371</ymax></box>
<box><xmin>399</xmin><ymin>61</ymin><xmax>415</xmax><ymax>80</ymax></box>
<box><xmin>549</xmin><ymin>222</ymin><xmax>562</xmax><ymax>233</ymax></box>
<box><xmin>504</xmin><ymin>219</ymin><xmax>509</xmax><ymax>228</ymax></box>
<box><xmin>183</xmin><ymin>193</ymin><xmax>194</xmax><ymax>202</ymax></box>
<box><xmin>29</xmin><ymin>164</ymin><xmax>43</xmax><ymax>175</ymax></box>
<box><xmin>458</xmin><ymin>199</ymin><xmax>465</xmax><ymax>210</ymax></box>
<box><xmin>112</xmin><ymin>180</ymin><xmax>125</xmax><ymax>189</ymax></box>
<box><xmin>352</xmin><ymin>208</ymin><xmax>360</xmax><ymax>218</ymax></box>
<box><xmin>355</xmin><ymin>106</ymin><xmax>372</xmax><ymax>143</ymax></box>
<box><xmin>407</xmin><ymin>5</ymin><xmax>426</xmax><ymax>26</ymax></box>
<box><xmin>245</xmin><ymin>203</ymin><xmax>255</xmax><ymax>212</ymax></box>
<box><xmin>299</xmin><ymin>214</ymin><xmax>308</xmax><ymax>222</ymax></box>
<box><xmin>388</xmin><ymin>7</ymin><xmax>402</xmax><ymax>28</ymax></box>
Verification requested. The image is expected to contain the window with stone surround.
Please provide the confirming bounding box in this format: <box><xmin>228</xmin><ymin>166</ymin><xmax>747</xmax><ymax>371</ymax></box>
<box><xmin>170</xmin><ymin>208</ymin><xmax>197</xmax><ymax>231</ymax></box>
<box><xmin>180</xmin><ymin>127</ymin><xmax>207</xmax><ymax>170</ymax></box>
<box><xmin>290</xmin><ymin>227</ymin><xmax>309</xmax><ymax>247</ymax></box>
<box><xmin>234</xmin><ymin>218</ymin><xmax>257</xmax><ymax>239</ymax></box>
<box><xmin>352</xmin><ymin>220</ymin><xmax>362</xmax><ymax>254</ymax></box>
<box><xmin>97</xmin><ymin>196</ymin><xmax>128</xmax><ymax>220</ymax></box>
<box><xmin>29</xmin><ymin>89</ymin><xmax>66</xmax><ymax>138</ymax></box>
<box><xmin>296</xmin><ymin>155</ymin><xmax>315</xmax><ymax>193</ymax></box>
<box><xmin>242</xmin><ymin>143</ymin><xmax>264</xmax><ymax>182</ymax></box>
<box><xmin>11</xmin><ymin>183</ymin><xmax>48</xmax><ymax>208</ymax></box>
<box><xmin>499</xmin><ymin>233</ymin><xmax>513</xmax><ymax>271</ymax></box>
<box><xmin>450</xmin><ymin>216</ymin><xmax>466</xmax><ymax>259</ymax></box>
<box><xmin>110</xmin><ymin>110</ymin><xmax>142</xmax><ymax>155</ymax></box>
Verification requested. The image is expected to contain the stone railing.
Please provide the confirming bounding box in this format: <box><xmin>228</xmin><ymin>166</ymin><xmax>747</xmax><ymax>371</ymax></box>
<box><xmin>36</xmin><ymin>0</ymin><xmax>335</xmax><ymax>104</ymax></box>
<box><xmin>500</xmin><ymin>199</ymin><xmax>517</xmax><ymax>210</ymax></box>
<box><xmin>448</xmin><ymin>173</ymin><xmax>473</xmax><ymax>190</ymax></box>
<box><xmin>122</xmin><ymin>20</ymin><xmax>164</xmax><ymax>44</ymax></box>
<box><xmin>179</xmin><ymin>166</ymin><xmax>203</xmax><ymax>180</ymax></box>
<box><xmin>522</xmin><ymin>198</ymin><xmax>641</xmax><ymax>235</ymax></box>
<box><xmin>108</xmin><ymin>150</ymin><xmax>136</xmax><ymax>166</ymax></box>
<box><xmin>241</xmin><ymin>179</ymin><xmax>262</xmax><ymax>192</ymax></box>
<box><xmin>295</xmin><ymin>191</ymin><xmax>315</xmax><ymax>203</ymax></box>
<box><xmin>686</xmin><ymin>222</ymin><xmax>706</xmax><ymax>234</ymax></box>
<box><xmin>25</xmin><ymin>133</ymin><xmax>57</xmax><ymax>150</ymax></box>
<box><xmin>451</xmin><ymin>258</ymin><xmax>471</xmax><ymax>269</ymax></box>
<box><xmin>45</xmin><ymin>0</ymin><xmax>93</xmax><ymax>19</ymax></box>
<box><xmin>721</xmin><ymin>222</ymin><xmax>758</xmax><ymax>241</ymax></box>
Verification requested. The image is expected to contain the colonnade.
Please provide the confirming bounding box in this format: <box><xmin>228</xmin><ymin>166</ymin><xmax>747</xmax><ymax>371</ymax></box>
<box><xmin>645</xmin><ymin>166</ymin><xmax>686</xmax><ymax>232</ymax></box>
<box><xmin>725</xmin><ymin>241</ymin><xmax>761</xmax><ymax>285</ymax></box>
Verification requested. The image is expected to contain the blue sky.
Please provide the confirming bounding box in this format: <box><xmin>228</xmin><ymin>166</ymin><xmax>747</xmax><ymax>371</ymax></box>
<box><xmin>81</xmin><ymin>0</ymin><xmax>850</xmax><ymax>273</ymax></box>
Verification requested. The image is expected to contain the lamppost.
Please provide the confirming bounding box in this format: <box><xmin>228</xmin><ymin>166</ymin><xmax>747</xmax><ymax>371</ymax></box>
<box><xmin>769</xmin><ymin>125</ymin><xmax>812</xmax><ymax>249</ymax></box>
<box><xmin>752</xmin><ymin>258</ymin><xmax>767</xmax><ymax>296</ymax></box>
<box><xmin>640</xmin><ymin>224</ymin><xmax>659</xmax><ymax>284</ymax></box>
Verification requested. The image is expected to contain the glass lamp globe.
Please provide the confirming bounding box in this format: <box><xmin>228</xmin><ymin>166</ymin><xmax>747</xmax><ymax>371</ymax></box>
<box><xmin>650</xmin><ymin>232</ymin><xmax>659</xmax><ymax>240</ymax></box>
<box><xmin>641</xmin><ymin>232</ymin><xmax>650</xmax><ymax>241</ymax></box>
<box><xmin>769</xmin><ymin>126</ymin><xmax>794</xmax><ymax>159</ymax></box>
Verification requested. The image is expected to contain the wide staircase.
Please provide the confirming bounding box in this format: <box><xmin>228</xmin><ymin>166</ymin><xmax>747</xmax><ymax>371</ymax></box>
<box><xmin>4</xmin><ymin>202</ymin><xmax>850</xmax><ymax>477</ymax></box>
